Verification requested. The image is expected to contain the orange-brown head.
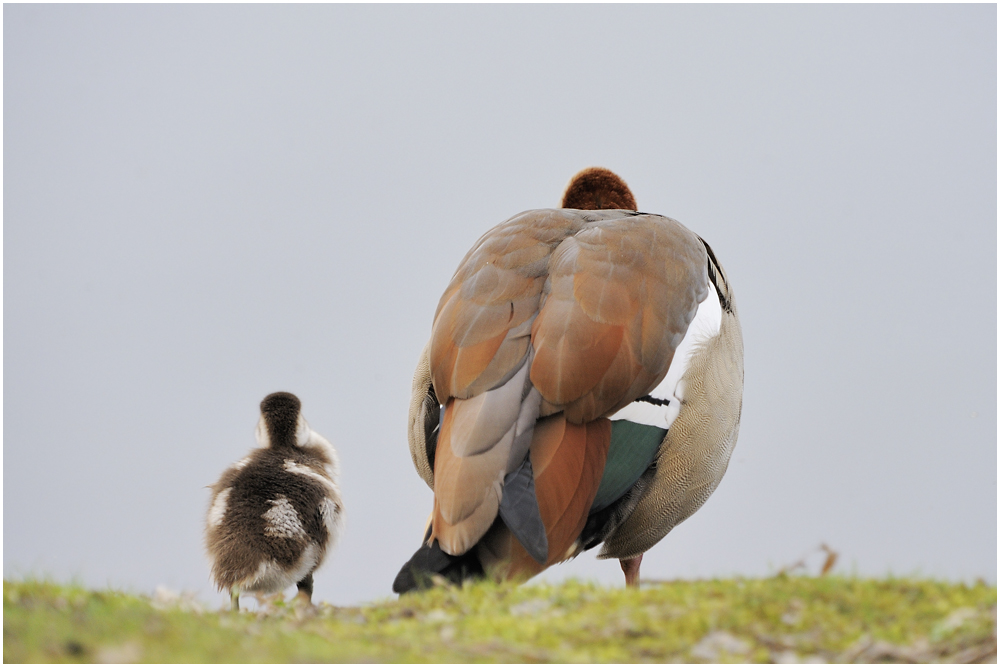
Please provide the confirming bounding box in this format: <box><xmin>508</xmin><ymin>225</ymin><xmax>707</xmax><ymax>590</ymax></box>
<box><xmin>560</xmin><ymin>167</ymin><xmax>637</xmax><ymax>211</ymax></box>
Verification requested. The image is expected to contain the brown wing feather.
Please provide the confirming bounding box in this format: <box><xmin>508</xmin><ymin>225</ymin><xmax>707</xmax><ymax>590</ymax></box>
<box><xmin>430</xmin><ymin>352</ymin><xmax>541</xmax><ymax>556</ymax></box>
<box><xmin>530</xmin><ymin>273</ymin><xmax>625</xmax><ymax>406</ymax></box>
<box><xmin>530</xmin><ymin>216</ymin><xmax>709</xmax><ymax>422</ymax></box>
<box><xmin>531</xmin><ymin>416</ymin><xmax>610</xmax><ymax>565</ymax></box>
<box><xmin>430</xmin><ymin>211</ymin><xmax>585</xmax><ymax>399</ymax></box>
<box><xmin>495</xmin><ymin>415</ymin><xmax>610</xmax><ymax>579</ymax></box>
<box><xmin>431</xmin><ymin>328</ymin><xmax>509</xmax><ymax>402</ymax></box>
<box><xmin>430</xmin><ymin>398</ymin><xmax>509</xmax><ymax>554</ymax></box>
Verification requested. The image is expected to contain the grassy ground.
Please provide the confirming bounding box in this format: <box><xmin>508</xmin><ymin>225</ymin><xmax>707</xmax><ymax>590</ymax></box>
<box><xmin>4</xmin><ymin>576</ymin><xmax>996</xmax><ymax>663</ymax></box>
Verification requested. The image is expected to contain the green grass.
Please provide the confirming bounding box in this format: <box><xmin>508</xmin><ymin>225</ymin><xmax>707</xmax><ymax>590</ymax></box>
<box><xmin>4</xmin><ymin>576</ymin><xmax>996</xmax><ymax>663</ymax></box>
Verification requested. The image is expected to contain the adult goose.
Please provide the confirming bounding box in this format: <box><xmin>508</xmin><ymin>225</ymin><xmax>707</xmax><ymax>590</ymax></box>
<box><xmin>394</xmin><ymin>168</ymin><xmax>742</xmax><ymax>593</ymax></box>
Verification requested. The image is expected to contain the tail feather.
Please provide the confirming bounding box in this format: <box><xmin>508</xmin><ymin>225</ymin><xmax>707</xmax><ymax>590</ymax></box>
<box><xmin>392</xmin><ymin>540</ymin><xmax>484</xmax><ymax>594</ymax></box>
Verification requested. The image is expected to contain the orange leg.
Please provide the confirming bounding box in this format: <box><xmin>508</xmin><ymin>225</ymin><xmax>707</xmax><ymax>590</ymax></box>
<box><xmin>620</xmin><ymin>554</ymin><xmax>643</xmax><ymax>588</ymax></box>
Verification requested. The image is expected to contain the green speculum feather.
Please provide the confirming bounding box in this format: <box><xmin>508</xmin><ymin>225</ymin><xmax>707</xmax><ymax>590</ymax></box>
<box><xmin>590</xmin><ymin>421</ymin><xmax>667</xmax><ymax>513</ymax></box>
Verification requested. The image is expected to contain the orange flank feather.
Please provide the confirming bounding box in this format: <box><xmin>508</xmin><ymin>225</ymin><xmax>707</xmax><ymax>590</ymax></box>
<box><xmin>499</xmin><ymin>415</ymin><xmax>611</xmax><ymax>580</ymax></box>
<box><xmin>531</xmin><ymin>415</ymin><xmax>611</xmax><ymax>563</ymax></box>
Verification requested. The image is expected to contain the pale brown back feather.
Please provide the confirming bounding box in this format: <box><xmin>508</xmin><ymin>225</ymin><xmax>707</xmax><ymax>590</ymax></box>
<box><xmin>430</xmin><ymin>211</ymin><xmax>578</xmax><ymax>399</ymax></box>
<box><xmin>530</xmin><ymin>216</ymin><xmax>709</xmax><ymax>422</ymax></box>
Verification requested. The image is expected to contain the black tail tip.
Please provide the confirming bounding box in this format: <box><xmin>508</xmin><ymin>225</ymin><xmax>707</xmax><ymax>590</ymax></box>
<box><xmin>392</xmin><ymin>541</ymin><xmax>485</xmax><ymax>594</ymax></box>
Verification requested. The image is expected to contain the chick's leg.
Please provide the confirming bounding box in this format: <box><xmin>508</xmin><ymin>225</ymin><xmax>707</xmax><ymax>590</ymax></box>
<box><xmin>295</xmin><ymin>573</ymin><xmax>314</xmax><ymax>605</ymax></box>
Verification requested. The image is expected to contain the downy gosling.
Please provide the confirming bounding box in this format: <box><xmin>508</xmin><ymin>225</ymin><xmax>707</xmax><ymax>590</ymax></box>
<box><xmin>206</xmin><ymin>392</ymin><xmax>344</xmax><ymax>610</ymax></box>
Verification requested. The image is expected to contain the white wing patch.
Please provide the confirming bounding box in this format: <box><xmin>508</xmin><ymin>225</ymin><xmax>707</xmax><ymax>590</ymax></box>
<box><xmin>610</xmin><ymin>283</ymin><xmax>723</xmax><ymax>429</ymax></box>
<box><xmin>302</xmin><ymin>428</ymin><xmax>341</xmax><ymax>480</ymax></box>
<box><xmin>283</xmin><ymin>459</ymin><xmax>341</xmax><ymax>497</ymax></box>
<box><xmin>208</xmin><ymin>487</ymin><xmax>231</xmax><ymax>528</ymax></box>
<box><xmin>262</xmin><ymin>495</ymin><xmax>307</xmax><ymax>540</ymax></box>
<box><xmin>609</xmin><ymin>400</ymin><xmax>681</xmax><ymax>431</ymax></box>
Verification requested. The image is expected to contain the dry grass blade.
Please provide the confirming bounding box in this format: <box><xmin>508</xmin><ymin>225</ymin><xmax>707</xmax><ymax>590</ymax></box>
<box><xmin>778</xmin><ymin>542</ymin><xmax>840</xmax><ymax>577</ymax></box>
<box><xmin>820</xmin><ymin>543</ymin><xmax>839</xmax><ymax>576</ymax></box>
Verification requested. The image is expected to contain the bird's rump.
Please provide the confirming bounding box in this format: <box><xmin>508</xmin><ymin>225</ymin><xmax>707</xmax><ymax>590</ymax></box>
<box><xmin>425</xmin><ymin>208</ymin><xmax>711</xmax><ymax>565</ymax></box>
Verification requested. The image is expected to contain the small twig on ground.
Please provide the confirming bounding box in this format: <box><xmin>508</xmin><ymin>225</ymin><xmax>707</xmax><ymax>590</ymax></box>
<box><xmin>777</xmin><ymin>543</ymin><xmax>839</xmax><ymax>577</ymax></box>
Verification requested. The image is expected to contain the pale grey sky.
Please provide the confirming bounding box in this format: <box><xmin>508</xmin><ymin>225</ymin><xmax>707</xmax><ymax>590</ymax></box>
<box><xmin>4</xmin><ymin>5</ymin><xmax>996</xmax><ymax>608</ymax></box>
